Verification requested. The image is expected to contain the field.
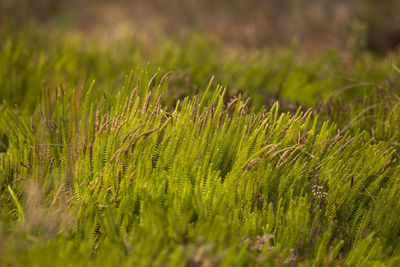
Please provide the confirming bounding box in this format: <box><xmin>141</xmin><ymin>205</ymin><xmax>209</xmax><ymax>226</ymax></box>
<box><xmin>1</xmin><ymin>2</ymin><xmax>400</xmax><ymax>266</ymax></box>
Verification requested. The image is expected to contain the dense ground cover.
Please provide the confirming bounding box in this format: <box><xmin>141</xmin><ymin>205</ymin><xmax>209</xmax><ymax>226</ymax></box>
<box><xmin>1</xmin><ymin>22</ymin><xmax>400</xmax><ymax>266</ymax></box>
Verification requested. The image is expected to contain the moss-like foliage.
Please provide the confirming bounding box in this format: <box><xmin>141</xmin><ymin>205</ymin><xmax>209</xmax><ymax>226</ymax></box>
<box><xmin>1</xmin><ymin>23</ymin><xmax>400</xmax><ymax>266</ymax></box>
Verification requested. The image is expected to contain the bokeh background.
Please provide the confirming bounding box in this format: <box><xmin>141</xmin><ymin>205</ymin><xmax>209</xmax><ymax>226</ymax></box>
<box><xmin>4</xmin><ymin>0</ymin><xmax>400</xmax><ymax>54</ymax></box>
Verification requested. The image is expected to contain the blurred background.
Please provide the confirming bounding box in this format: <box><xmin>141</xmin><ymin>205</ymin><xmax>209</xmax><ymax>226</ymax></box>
<box><xmin>3</xmin><ymin>0</ymin><xmax>400</xmax><ymax>54</ymax></box>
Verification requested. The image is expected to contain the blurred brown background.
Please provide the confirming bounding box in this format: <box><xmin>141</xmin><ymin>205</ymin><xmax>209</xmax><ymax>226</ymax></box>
<box><xmin>3</xmin><ymin>0</ymin><xmax>400</xmax><ymax>53</ymax></box>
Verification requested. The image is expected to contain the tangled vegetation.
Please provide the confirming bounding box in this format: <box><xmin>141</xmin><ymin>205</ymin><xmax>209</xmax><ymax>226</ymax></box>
<box><xmin>1</xmin><ymin>22</ymin><xmax>400</xmax><ymax>266</ymax></box>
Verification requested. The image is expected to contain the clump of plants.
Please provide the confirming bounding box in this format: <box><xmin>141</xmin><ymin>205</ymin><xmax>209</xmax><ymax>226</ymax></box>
<box><xmin>1</xmin><ymin>22</ymin><xmax>400</xmax><ymax>266</ymax></box>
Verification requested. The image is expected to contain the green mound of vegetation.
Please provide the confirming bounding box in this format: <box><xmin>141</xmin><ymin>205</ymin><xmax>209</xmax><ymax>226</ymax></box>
<box><xmin>1</xmin><ymin>23</ymin><xmax>400</xmax><ymax>266</ymax></box>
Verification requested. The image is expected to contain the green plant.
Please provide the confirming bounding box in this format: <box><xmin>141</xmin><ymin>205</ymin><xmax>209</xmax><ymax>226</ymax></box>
<box><xmin>1</xmin><ymin>20</ymin><xmax>400</xmax><ymax>266</ymax></box>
